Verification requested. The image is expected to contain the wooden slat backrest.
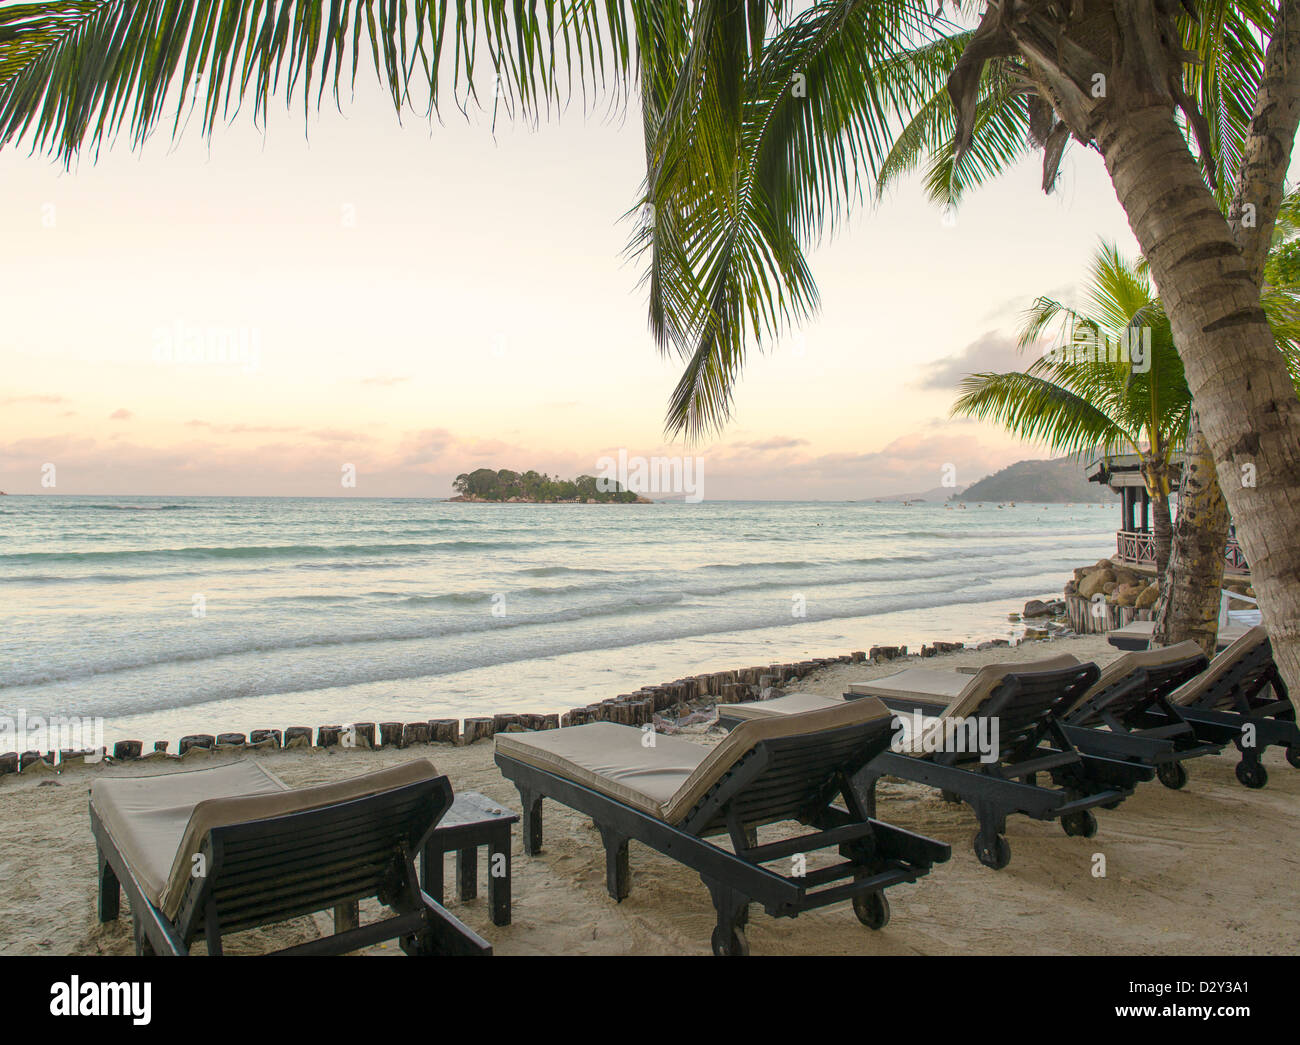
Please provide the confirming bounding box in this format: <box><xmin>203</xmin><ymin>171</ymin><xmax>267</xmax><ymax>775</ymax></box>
<box><xmin>177</xmin><ymin>777</ymin><xmax>449</xmax><ymax>939</ymax></box>
<box><xmin>682</xmin><ymin>719</ymin><xmax>893</xmax><ymax>836</ymax></box>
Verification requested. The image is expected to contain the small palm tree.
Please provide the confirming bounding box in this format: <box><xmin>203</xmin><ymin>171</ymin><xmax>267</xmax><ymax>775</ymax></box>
<box><xmin>951</xmin><ymin>244</ymin><xmax>1189</xmax><ymax>575</ymax></box>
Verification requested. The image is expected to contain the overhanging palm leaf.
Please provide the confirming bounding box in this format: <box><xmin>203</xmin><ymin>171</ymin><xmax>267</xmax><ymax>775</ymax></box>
<box><xmin>637</xmin><ymin>0</ymin><xmax>938</xmax><ymax>436</ymax></box>
<box><xmin>952</xmin><ymin>371</ymin><xmax>1133</xmax><ymax>457</ymax></box>
<box><xmin>0</xmin><ymin>0</ymin><xmax>640</xmax><ymax>162</ymax></box>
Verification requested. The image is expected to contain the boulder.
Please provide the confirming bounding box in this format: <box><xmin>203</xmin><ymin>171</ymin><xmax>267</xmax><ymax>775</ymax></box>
<box><xmin>1023</xmin><ymin>599</ymin><xmax>1052</xmax><ymax>618</ymax></box>
<box><xmin>1135</xmin><ymin>584</ymin><xmax>1160</xmax><ymax>609</ymax></box>
<box><xmin>1077</xmin><ymin>569</ymin><xmax>1115</xmax><ymax>599</ymax></box>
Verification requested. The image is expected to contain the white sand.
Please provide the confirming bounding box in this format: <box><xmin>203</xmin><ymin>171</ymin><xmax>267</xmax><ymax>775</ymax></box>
<box><xmin>2</xmin><ymin>635</ymin><xmax>1297</xmax><ymax>956</ymax></box>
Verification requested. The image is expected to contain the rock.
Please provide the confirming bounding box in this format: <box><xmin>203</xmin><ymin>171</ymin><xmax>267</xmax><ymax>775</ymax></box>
<box><xmin>1023</xmin><ymin>599</ymin><xmax>1052</xmax><ymax>618</ymax></box>
<box><xmin>1115</xmin><ymin>588</ymin><xmax>1138</xmax><ymax>607</ymax></box>
<box><xmin>1135</xmin><ymin>584</ymin><xmax>1160</xmax><ymax>609</ymax></box>
<box><xmin>1077</xmin><ymin>569</ymin><xmax>1115</xmax><ymax>599</ymax></box>
<box><xmin>1047</xmin><ymin>600</ymin><xmax>1067</xmax><ymax>615</ymax></box>
<box><xmin>1063</xmin><ymin>580</ymin><xmax>1077</xmax><ymax>596</ymax></box>
<box><xmin>1101</xmin><ymin>581</ymin><xmax>1118</xmax><ymax>595</ymax></box>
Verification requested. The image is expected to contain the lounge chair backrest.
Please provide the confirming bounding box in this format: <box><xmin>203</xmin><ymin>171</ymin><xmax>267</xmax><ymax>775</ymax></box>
<box><xmin>978</xmin><ymin>662</ymin><xmax>1101</xmax><ymax>760</ymax></box>
<box><xmin>942</xmin><ymin>654</ymin><xmax>1082</xmax><ymax>721</ymax></box>
<box><xmin>166</xmin><ymin>760</ymin><xmax>446</xmax><ymax>929</ymax></box>
<box><xmin>672</xmin><ymin>698</ymin><xmax>894</xmax><ymax>833</ymax></box>
<box><xmin>1170</xmin><ymin>626</ymin><xmax>1276</xmax><ymax>708</ymax></box>
<box><xmin>1064</xmin><ymin>641</ymin><xmax>1206</xmax><ymax>720</ymax></box>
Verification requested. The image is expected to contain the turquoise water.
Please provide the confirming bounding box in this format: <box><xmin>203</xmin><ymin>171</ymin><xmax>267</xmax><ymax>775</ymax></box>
<box><xmin>0</xmin><ymin>496</ymin><xmax>1115</xmax><ymax>745</ymax></box>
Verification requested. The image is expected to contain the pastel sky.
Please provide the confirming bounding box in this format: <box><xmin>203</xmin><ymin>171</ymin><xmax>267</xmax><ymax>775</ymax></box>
<box><xmin>0</xmin><ymin>73</ymin><xmax>1141</xmax><ymax>499</ymax></box>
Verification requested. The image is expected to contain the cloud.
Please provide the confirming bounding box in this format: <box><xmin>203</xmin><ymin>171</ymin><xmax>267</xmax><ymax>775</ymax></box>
<box><xmin>915</xmin><ymin>331</ymin><xmax>1032</xmax><ymax>390</ymax></box>
<box><xmin>1</xmin><ymin>394</ymin><xmax>67</xmax><ymax>406</ymax></box>
<box><xmin>306</xmin><ymin>428</ymin><xmax>373</xmax><ymax>443</ymax></box>
<box><xmin>109</xmin><ymin>408</ymin><xmax>132</xmax><ymax>420</ymax></box>
<box><xmin>185</xmin><ymin>420</ymin><xmax>301</xmax><ymax>434</ymax></box>
<box><xmin>731</xmin><ymin>436</ymin><xmax>810</xmax><ymax>453</ymax></box>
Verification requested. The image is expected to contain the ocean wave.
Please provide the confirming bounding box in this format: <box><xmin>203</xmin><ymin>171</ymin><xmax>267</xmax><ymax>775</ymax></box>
<box><xmin>0</xmin><ymin>591</ymin><xmax>689</xmax><ymax>687</ymax></box>
<box><xmin>1</xmin><ymin>576</ymin><xmax>1083</xmax><ymax>720</ymax></box>
<box><xmin>0</xmin><ymin>538</ymin><xmax>569</xmax><ymax>566</ymax></box>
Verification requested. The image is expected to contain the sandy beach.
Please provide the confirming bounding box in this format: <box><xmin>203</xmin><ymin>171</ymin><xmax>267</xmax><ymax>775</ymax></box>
<box><xmin>2</xmin><ymin>634</ymin><xmax>1296</xmax><ymax>957</ymax></box>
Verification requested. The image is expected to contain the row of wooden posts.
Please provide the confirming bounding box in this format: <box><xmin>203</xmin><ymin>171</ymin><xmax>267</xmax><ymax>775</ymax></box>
<box><xmin>0</xmin><ymin>644</ymin><xmax>935</xmax><ymax>775</ymax></box>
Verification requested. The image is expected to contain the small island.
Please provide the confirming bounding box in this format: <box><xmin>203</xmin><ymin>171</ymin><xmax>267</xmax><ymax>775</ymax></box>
<box><xmin>450</xmin><ymin>468</ymin><xmax>652</xmax><ymax>504</ymax></box>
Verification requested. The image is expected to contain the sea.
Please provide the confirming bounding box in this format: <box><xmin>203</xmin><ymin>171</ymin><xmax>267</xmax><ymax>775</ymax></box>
<box><xmin>0</xmin><ymin>496</ymin><xmax>1116</xmax><ymax>747</ymax></box>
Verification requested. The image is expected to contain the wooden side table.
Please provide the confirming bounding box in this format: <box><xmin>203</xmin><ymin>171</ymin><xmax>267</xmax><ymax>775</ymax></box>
<box><xmin>420</xmin><ymin>791</ymin><xmax>520</xmax><ymax>927</ymax></box>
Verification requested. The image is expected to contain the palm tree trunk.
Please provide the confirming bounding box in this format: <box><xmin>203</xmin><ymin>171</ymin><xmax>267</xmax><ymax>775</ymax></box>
<box><xmin>1150</xmin><ymin>490</ymin><xmax>1172</xmax><ymax>580</ymax></box>
<box><xmin>1140</xmin><ymin>454</ymin><xmax>1173</xmax><ymax>577</ymax></box>
<box><xmin>1095</xmin><ymin>103</ymin><xmax>1300</xmax><ymax>693</ymax></box>
<box><xmin>1153</xmin><ymin>413</ymin><xmax>1230</xmax><ymax>655</ymax></box>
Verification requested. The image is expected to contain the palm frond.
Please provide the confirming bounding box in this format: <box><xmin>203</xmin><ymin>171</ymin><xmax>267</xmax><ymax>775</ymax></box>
<box><xmin>0</xmin><ymin>0</ymin><xmax>639</xmax><ymax>163</ymax></box>
<box><xmin>951</xmin><ymin>371</ymin><xmax>1135</xmax><ymax>456</ymax></box>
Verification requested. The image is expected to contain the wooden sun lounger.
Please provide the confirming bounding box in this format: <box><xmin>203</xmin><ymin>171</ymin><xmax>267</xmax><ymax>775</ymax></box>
<box><xmin>90</xmin><ymin>759</ymin><xmax>492</xmax><ymax>956</ymax></box>
<box><xmin>726</xmin><ymin>655</ymin><xmax>1152</xmax><ymax>869</ymax></box>
<box><xmin>494</xmin><ymin>699</ymin><xmax>950</xmax><ymax>955</ymax></box>
<box><xmin>1137</xmin><ymin>626</ymin><xmax>1299</xmax><ymax>789</ymax></box>
<box><xmin>1106</xmin><ymin>619</ymin><xmax>1247</xmax><ymax>652</ymax></box>
<box><xmin>853</xmin><ymin>657</ymin><xmax>1155</xmax><ymax>869</ymax></box>
<box><xmin>1056</xmin><ymin>642</ymin><xmax>1223</xmax><ymax>791</ymax></box>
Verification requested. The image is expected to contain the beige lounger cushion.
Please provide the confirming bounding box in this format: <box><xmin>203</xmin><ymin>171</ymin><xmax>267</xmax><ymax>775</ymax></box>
<box><xmin>849</xmin><ymin>654</ymin><xmax>1081</xmax><ymax>715</ymax></box>
<box><xmin>1170</xmin><ymin>625</ymin><xmax>1270</xmax><ymax>707</ymax></box>
<box><xmin>723</xmin><ymin>691</ymin><xmax>843</xmax><ymax>722</ymax></box>
<box><xmin>91</xmin><ymin>758</ymin><xmax>440</xmax><ymax>919</ymax></box>
<box><xmin>1063</xmin><ymin>640</ymin><xmax>1204</xmax><ymax>717</ymax></box>
<box><xmin>495</xmin><ymin>697</ymin><xmax>893</xmax><ymax>826</ymax></box>
<box><xmin>843</xmin><ymin>654</ymin><xmax>1081</xmax><ymax>756</ymax></box>
<box><xmin>1109</xmin><ymin>619</ymin><xmax>1249</xmax><ymax>648</ymax></box>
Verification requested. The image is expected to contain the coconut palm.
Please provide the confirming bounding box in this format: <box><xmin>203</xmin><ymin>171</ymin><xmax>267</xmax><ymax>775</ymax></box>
<box><xmin>952</xmin><ymin>244</ymin><xmax>1190</xmax><ymax>576</ymax></box>
<box><xmin>2</xmin><ymin>0</ymin><xmax>1300</xmax><ymax>689</ymax></box>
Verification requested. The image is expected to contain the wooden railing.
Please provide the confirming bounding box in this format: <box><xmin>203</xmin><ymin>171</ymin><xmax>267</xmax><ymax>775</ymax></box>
<box><xmin>1115</xmin><ymin>530</ymin><xmax>1248</xmax><ymax>570</ymax></box>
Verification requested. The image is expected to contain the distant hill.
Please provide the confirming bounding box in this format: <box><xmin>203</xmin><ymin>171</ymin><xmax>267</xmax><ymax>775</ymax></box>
<box><xmin>955</xmin><ymin>457</ymin><xmax>1116</xmax><ymax>503</ymax></box>
<box><xmin>874</xmin><ymin>485</ymin><xmax>966</xmax><ymax>502</ymax></box>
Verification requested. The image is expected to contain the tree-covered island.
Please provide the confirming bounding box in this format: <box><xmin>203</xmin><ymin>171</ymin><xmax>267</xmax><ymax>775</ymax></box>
<box><xmin>450</xmin><ymin>468</ymin><xmax>652</xmax><ymax>503</ymax></box>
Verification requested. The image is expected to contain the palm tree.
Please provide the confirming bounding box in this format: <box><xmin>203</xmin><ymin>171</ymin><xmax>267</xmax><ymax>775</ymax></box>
<box><xmin>3</xmin><ymin>1</ymin><xmax>1300</xmax><ymax>690</ymax></box>
<box><xmin>1154</xmin><ymin>186</ymin><xmax>1300</xmax><ymax>652</ymax></box>
<box><xmin>951</xmin><ymin>244</ymin><xmax>1190</xmax><ymax>576</ymax></box>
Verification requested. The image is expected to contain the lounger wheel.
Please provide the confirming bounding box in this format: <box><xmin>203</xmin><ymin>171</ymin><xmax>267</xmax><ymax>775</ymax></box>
<box><xmin>852</xmin><ymin>891</ymin><xmax>890</xmax><ymax>930</ymax></box>
<box><xmin>1060</xmin><ymin>811</ymin><xmax>1098</xmax><ymax>838</ymax></box>
<box><xmin>1235</xmin><ymin>760</ymin><xmax>1268</xmax><ymax>789</ymax></box>
<box><xmin>1286</xmin><ymin>745</ymin><xmax>1300</xmax><ymax>770</ymax></box>
<box><xmin>711</xmin><ymin>925</ymin><xmax>750</xmax><ymax>956</ymax></box>
<box><xmin>1156</xmin><ymin>761</ymin><xmax>1188</xmax><ymax>790</ymax></box>
<box><xmin>973</xmin><ymin>832</ymin><xmax>1011</xmax><ymax>870</ymax></box>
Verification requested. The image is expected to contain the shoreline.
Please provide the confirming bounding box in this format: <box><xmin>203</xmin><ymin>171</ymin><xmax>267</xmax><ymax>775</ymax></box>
<box><xmin>3</xmin><ymin>626</ymin><xmax>1061</xmax><ymax>772</ymax></box>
